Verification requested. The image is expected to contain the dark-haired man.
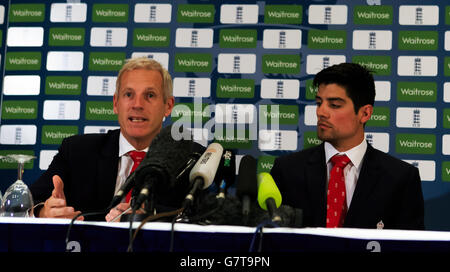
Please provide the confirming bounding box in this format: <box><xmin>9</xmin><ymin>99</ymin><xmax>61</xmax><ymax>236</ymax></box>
<box><xmin>270</xmin><ymin>63</ymin><xmax>424</xmax><ymax>230</ymax></box>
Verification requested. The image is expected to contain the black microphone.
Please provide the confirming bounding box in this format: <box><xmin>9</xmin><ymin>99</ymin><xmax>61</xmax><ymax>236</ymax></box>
<box><xmin>127</xmin><ymin>125</ymin><xmax>200</xmax><ymax>211</ymax></box>
<box><xmin>175</xmin><ymin>152</ymin><xmax>202</xmax><ymax>181</ymax></box>
<box><xmin>109</xmin><ymin>171</ymin><xmax>137</xmax><ymax>209</ymax></box>
<box><xmin>213</xmin><ymin>149</ymin><xmax>236</xmax><ymax>201</ymax></box>
<box><xmin>235</xmin><ymin>155</ymin><xmax>258</xmax><ymax>226</ymax></box>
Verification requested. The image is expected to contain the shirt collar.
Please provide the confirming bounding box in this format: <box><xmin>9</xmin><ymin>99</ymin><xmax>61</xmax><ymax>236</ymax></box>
<box><xmin>118</xmin><ymin>132</ymin><xmax>148</xmax><ymax>157</ymax></box>
<box><xmin>324</xmin><ymin>139</ymin><xmax>367</xmax><ymax>170</ymax></box>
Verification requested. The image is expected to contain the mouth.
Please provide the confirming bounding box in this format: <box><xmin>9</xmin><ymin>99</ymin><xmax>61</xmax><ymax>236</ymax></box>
<box><xmin>128</xmin><ymin>116</ymin><xmax>148</xmax><ymax>123</ymax></box>
<box><xmin>317</xmin><ymin>121</ymin><xmax>332</xmax><ymax>129</ymax></box>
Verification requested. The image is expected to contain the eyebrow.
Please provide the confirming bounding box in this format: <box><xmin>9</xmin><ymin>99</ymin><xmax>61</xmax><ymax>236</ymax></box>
<box><xmin>315</xmin><ymin>96</ymin><xmax>346</xmax><ymax>103</ymax></box>
<box><xmin>121</xmin><ymin>87</ymin><xmax>157</xmax><ymax>93</ymax></box>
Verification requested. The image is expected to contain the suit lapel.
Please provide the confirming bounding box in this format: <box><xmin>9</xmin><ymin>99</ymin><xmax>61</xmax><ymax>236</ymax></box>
<box><xmin>306</xmin><ymin>144</ymin><xmax>328</xmax><ymax>226</ymax></box>
<box><xmin>96</xmin><ymin>129</ymin><xmax>120</xmax><ymax>208</ymax></box>
<box><xmin>346</xmin><ymin>144</ymin><xmax>380</xmax><ymax>224</ymax></box>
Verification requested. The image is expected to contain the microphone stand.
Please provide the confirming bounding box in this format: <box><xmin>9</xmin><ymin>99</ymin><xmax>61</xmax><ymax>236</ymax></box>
<box><xmin>121</xmin><ymin>192</ymin><xmax>154</xmax><ymax>222</ymax></box>
<box><xmin>265</xmin><ymin>198</ymin><xmax>282</xmax><ymax>224</ymax></box>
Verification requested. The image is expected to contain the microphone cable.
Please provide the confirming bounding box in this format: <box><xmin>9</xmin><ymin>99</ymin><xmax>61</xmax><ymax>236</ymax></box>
<box><xmin>127</xmin><ymin>208</ymin><xmax>138</xmax><ymax>252</ymax></box>
<box><xmin>185</xmin><ymin>194</ymin><xmax>225</xmax><ymax>224</ymax></box>
<box><xmin>248</xmin><ymin>220</ymin><xmax>279</xmax><ymax>253</ymax></box>
<box><xmin>126</xmin><ymin>207</ymin><xmax>183</xmax><ymax>252</ymax></box>
<box><xmin>65</xmin><ymin>209</ymin><xmax>109</xmax><ymax>252</ymax></box>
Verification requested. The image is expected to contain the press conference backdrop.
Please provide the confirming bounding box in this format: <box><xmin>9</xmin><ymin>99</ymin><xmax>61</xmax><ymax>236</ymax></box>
<box><xmin>0</xmin><ymin>0</ymin><xmax>449</xmax><ymax>230</ymax></box>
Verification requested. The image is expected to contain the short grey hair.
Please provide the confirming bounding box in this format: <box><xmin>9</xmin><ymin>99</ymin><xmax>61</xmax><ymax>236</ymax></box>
<box><xmin>115</xmin><ymin>57</ymin><xmax>173</xmax><ymax>101</ymax></box>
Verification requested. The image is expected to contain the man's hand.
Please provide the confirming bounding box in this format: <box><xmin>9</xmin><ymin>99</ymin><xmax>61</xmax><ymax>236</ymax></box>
<box><xmin>38</xmin><ymin>175</ymin><xmax>84</xmax><ymax>220</ymax></box>
<box><xmin>105</xmin><ymin>202</ymin><xmax>130</xmax><ymax>222</ymax></box>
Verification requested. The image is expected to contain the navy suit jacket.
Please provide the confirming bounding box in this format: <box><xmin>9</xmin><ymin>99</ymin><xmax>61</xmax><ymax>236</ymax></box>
<box><xmin>30</xmin><ymin>129</ymin><xmax>204</xmax><ymax>221</ymax></box>
<box><xmin>270</xmin><ymin>143</ymin><xmax>425</xmax><ymax>230</ymax></box>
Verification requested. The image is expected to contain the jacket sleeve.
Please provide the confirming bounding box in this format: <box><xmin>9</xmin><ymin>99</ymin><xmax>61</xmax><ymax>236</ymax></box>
<box><xmin>394</xmin><ymin>166</ymin><xmax>425</xmax><ymax>230</ymax></box>
<box><xmin>29</xmin><ymin>137</ymin><xmax>72</xmax><ymax>205</ymax></box>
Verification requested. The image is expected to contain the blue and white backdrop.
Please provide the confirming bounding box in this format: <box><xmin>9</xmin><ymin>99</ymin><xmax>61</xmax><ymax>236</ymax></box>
<box><xmin>0</xmin><ymin>0</ymin><xmax>450</xmax><ymax>230</ymax></box>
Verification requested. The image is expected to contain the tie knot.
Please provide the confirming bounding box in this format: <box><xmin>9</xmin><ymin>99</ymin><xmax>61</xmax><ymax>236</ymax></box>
<box><xmin>129</xmin><ymin>150</ymin><xmax>146</xmax><ymax>164</ymax></box>
<box><xmin>331</xmin><ymin>154</ymin><xmax>350</xmax><ymax>169</ymax></box>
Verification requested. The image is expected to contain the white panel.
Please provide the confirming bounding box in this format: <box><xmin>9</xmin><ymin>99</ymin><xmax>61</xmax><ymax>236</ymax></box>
<box><xmin>50</xmin><ymin>3</ymin><xmax>87</xmax><ymax>22</ymax></box>
<box><xmin>4</xmin><ymin>75</ymin><xmax>40</xmax><ymax>95</ymax></box>
<box><xmin>46</xmin><ymin>51</ymin><xmax>84</xmax><ymax>71</ymax></box>
<box><xmin>134</xmin><ymin>4</ymin><xmax>172</xmax><ymax>23</ymax></box>
<box><xmin>7</xmin><ymin>27</ymin><xmax>44</xmax><ymax>47</ymax></box>
<box><xmin>218</xmin><ymin>54</ymin><xmax>256</xmax><ymax>74</ymax></box>
<box><xmin>220</xmin><ymin>4</ymin><xmax>259</xmax><ymax>24</ymax></box>
<box><xmin>43</xmin><ymin>100</ymin><xmax>80</xmax><ymax>120</ymax></box>
<box><xmin>175</xmin><ymin>28</ymin><xmax>213</xmax><ymax>48</ymax></box>
<box><xmin>90</xmin><ymin>27</ymin><xmax>128</xmax><ymax>47</ymax></box>
<box><xmin>0</xmin><ymin>125</ymin><xmax>37</xmax><ymax>145</ymax></box>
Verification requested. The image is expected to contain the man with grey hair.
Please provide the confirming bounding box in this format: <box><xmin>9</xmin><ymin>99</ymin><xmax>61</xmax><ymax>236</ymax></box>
<box><xmin>30</xmin><ymin>57</ymin><xmax>175</xmax><ymax>221</ymax></box>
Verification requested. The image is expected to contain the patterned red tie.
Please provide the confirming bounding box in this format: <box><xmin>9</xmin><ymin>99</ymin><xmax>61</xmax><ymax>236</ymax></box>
<box><xmin>326</xmin><ymin>154</ymin><xmax>351</xmax><ymax>228</ymax></box>
<box><xmin>125</xmin><ymin>150</ymin><xmax>146</xmax><ymax>203</ymax></box>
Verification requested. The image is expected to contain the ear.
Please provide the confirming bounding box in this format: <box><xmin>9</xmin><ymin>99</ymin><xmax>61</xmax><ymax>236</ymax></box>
<box><xmin>113</xmin><ymin>94</ymin><xmax>119</xmax><ymax>114</ymax></box>
<box><xmin>164</xmin><ymin>96</ymin><xmax>175</xmax><ymax>117</ymax></box>
<box><xmin>359</xmin><ymin>104</ymin><xmax>373</xmax><ymax>124</ymax></box>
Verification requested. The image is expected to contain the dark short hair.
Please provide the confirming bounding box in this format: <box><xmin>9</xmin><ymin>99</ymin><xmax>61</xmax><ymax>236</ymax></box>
<box><xmin>313</xmin><ymin>63</ymin><xmax>376</xmax><ymax>113</ymax></box>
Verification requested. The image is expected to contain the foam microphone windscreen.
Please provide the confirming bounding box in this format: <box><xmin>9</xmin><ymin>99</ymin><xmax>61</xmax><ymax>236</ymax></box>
<box><xmin>235</xmin><ymin>155</ymin><xmax>258</xmax><ymax>201</ymax></box>
<box><xmin>257</xmin><ymin>172</ymin><xmax>282</xmax><ymax>211</ymax></box>
<box><xmin>133</xmin><ymin>125</ymin><xmax>202</xmax><ymax>207</ymax></box>
<box><xmin>193</xmin><ymin>193</ymin><xmax>303</xmax><ymax>228</ymax></box>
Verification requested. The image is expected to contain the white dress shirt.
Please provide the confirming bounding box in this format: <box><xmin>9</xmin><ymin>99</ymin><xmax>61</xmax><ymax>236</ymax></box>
<box><xmin>114</xmin><ymin>132</ymin><xmax>148</xmax><ymax>195</ymax></box>
<box><xmin>324</xmin><ymin>139</ymin><xmax>367</xmax><ymax>208</ymax></box>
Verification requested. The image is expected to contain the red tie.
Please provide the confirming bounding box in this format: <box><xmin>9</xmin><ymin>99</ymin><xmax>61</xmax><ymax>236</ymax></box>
<box><xmin>125</xmin><ymin>150</ymin><xmax>146</xmax><ymax>202</ymax></box>
<box><xmin>326</xmin><ymin>154</ymin><xmax>351</xmax><ymax>228</ymax></box>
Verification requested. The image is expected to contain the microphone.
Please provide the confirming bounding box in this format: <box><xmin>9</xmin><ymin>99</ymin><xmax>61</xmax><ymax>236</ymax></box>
<box><xmin>183</xmin><ymin>142</ymin><xmax>224</xmax><ymax>209</ymax></box>
<box><xmin>109</xmin><ymin>170</ymin><xmax>137</xmax><ymax>209</ymax></box>
<box><xmin>235</xmin><ymin>155</ymin><xmax>258</xmax><ymax>225</ymax></box>
<box><xmin>213</xmin><ymin>149</ymin><xmax>236</xmax><ymax>201</ymax></box>
<box><xmin>175</xmin><ymin>152</ymin><xmax>202</xmax><ymax>181</ymax></box>
<box><xmin>257</xmin><ymin>172</ymin><xmax>282</xmax><ymax>223</ymax></box>
<box><xmin>121</xmin><ymin>125</ymin><xmax>199</xmax><ymax>212</ymax></box>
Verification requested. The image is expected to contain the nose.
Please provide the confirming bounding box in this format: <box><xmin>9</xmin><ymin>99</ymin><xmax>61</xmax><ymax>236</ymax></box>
<box><xmin>316</xmin><ymin>103</ymin><xmax>328</xmax><ymax>119</ymax></box>
<box><xmin>132</xmin><ymin>95</ymin><xmax>145</xmax><ymax>109</ymax></box>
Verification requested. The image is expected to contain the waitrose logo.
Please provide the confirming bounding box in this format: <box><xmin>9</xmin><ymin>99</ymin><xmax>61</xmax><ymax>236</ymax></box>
<box><xmin>353</xmin><ymin>5</ymin><xmax>393</xmax><ymax>25</ymax></box>
<box><xmin>10</xmin><ymin>4</ymin><xmax>45</xmax><ymax>22</ymax></box>
<box><xmin>6</xmin><ymin>52</ymin><xmax>41</xmax><ymax>70</ymax></box>
<box><xmin>257</xmin><ymin>156</ymin><xmax>276</xmax><ymax>173</ymax></box>
<box><xmin>49</xmin><ymin>28</ymin><xmax>85</xmax><ymax>46</ymax></box>
<box><xmin>175</xmin><ymin>53</ymin><xmax>212</xmax><ymax>72</ymax></box>
<box><xmin>85</xmin><ymin>102</ymin><xmax>117</xmax><ymax>121</ymax></box>
<box><xmin>308</xmin><ymin>30</ymin><xmax>346</xmax><ymax>49</ymax></box>
<box><xmin>133</xmin><ymin>28</ymin><xmax>170</xmax><ymax>47</ymax></box>
<box><xmin>259</xmin><ymin>105</ymin><xmax>298</xmax><ymax>125</ymax></box>
<box><xmin>92</xmin><ymin>4</ymin><xmax>128</xmax><ymax>22</ymax></box>
<box><xmin>264</xmin><ymin>5</ymin><xmax>302</xmax><ymax>24</ymax></box>
<box><xmin>303</xmin><ymin>131</ymin><xmax>322</xmax><ymax>149</ymax></box>
<box><xmin>89</xmin><ymin>52</ymin><xmax>125</xmax><ymax>71</ymax></box>
<box><xmin>220</xmin><ymin>29</ymin><xmax>257</xmax><ymax>48</ymax></box>
<box><xmin>353</xmin><ymin>55</ymin><xmax>391</xmax><ymax>75</ymax></box>
<box><xmin>41</xmin><ymin>125</ymin><xmax>78</xmax><ymax>145</ymax></box>
<box><xmin>443</xmin><ymin>161</ymin><xmax>450</xmax><ymax>182</ymax></box>
<box><xmin>396</xmin><ymin>133</ymin><xmax>435</xmax><ymax>154</ymax></box>
<box><xmin>177</xmin><ymin>4</ymin><xmax>215</xmax><ymax>23</ymax></box>
<box><xmin>46</xmin><ymin>76</ymin><xmax>82</xmax><ymax>95</ymax></box>
<box><xmin>398</xmin><ymin>31</ymin><xmax>438</xmax><ymax>50</ymax></box>
<box><xmin>262</xmin><ymin>54</ymin><xmax>300</xmax><ymax>74</ymax></box>
<box><xmin>0</xmin><ymin>150</ymin><xmax>34</xmax><ymax>169</ymax></box>
<box><xmin>217</xmin><ymin>78</ymin><xmax>254</xmax><ymax>98</ymax></box>
<box><xmin>397</xmin><ymin>82</ymin><xmax>436</xmax><ymax>102</ymax></box>
<box><xmin>2</xmin><ymin>101</ymin><xmax>38</xmax><ymax>119</ymax></box>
